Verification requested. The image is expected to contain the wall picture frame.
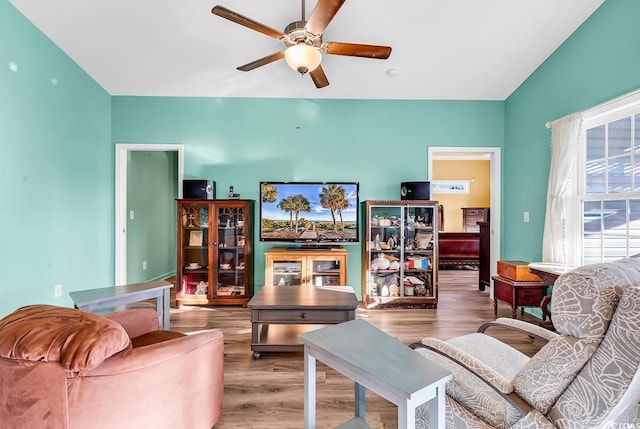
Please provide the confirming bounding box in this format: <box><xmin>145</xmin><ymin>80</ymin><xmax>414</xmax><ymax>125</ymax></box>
<box><xmin>431</xmin><ymin>180</ymin><xmax>470</xmax><ymax>194</ymax></box>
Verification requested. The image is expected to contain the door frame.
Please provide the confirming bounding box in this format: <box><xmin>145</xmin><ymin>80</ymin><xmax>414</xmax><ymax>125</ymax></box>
<box><xmin>428</xmin><ymin>147</ymin><xmax>501</xmax><ymax>298</ymax></box>
<box><xmin>115</xmin><ymin>143</ymin><xmax>184</xmax><ymax>286</ymax></box>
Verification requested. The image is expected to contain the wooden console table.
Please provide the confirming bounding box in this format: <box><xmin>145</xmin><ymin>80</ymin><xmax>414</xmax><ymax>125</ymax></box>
<box><xmin>299</xmin><ymin>319</ymin><xmax>452</xmax><ymax>429</ymax></box>
<box><xmin>69</xmin><ymin>280</ymin><xmax>172</xmax><ymax>329</ymax></box>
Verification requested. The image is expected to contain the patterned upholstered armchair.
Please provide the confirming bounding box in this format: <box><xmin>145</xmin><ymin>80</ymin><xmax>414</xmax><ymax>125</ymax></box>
<box><xmin>412</xmin><ymin>258</ymin><xmax>640</xmax><ymax>428</ymax></box>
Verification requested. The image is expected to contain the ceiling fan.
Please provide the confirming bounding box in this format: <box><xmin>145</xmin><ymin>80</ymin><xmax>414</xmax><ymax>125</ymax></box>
<box><xmin>211</xmin><ymin>0</ymin><xmax>392</xmax><ymax>88</ymax></box>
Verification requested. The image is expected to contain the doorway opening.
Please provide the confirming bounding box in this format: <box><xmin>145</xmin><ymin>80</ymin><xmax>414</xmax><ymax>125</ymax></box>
<box><xmin>428</xmin><ymin>147</ymin><xmax>501</xmax><ymax>298</ymax></box>
<box><xmin>115</xmin><ymin>144</ymin><xmax>184</xmax><ymax>286</ymax></box>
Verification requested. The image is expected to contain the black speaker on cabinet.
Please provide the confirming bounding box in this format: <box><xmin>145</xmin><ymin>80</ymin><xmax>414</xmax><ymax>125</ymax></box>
<box><xmin>183</xmin><ymin>180</ymin><xmax>216</xmax><ymax>200</ymax></box>
<box><xmin>400</xmin><ymin>181</ymin><xmax>430</xmax><ymax>200</ymax></box>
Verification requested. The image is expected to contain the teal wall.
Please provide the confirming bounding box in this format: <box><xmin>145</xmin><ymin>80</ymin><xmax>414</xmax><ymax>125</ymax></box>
<box><xmin>503</xmin><ymin>0</ymin><xmax>640</xmax><ymax>261</ymax></box>
<box><xmin>111</xmin><ymin>97</ymin><xmax>504</xmax><ymax>293</ymax></box>
<box><xmin>2</xmin><ymin>0</ymin><xmax>638</xmax><ymax>317</ymax></box>
<box><xmin>126</xmin><ymin>151</ymin><xmax>178</xmax><ymax>284</ymax></box>
<box><xmin>1</xmin><ymin>0</ymin><xmax>112</xmax><ymax>316</ymax></box>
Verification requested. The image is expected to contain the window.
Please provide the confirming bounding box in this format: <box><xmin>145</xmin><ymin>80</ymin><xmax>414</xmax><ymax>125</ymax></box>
<box><xmin>578</xmin><ymin>92</ymin><xmax>640</xmax><ymax>265</ymax></box>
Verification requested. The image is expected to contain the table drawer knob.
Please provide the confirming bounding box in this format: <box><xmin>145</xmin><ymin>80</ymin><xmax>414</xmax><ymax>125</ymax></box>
<box><xmin>300</xmin><ymin>312</ymin><xmax>306</xmax><ymax>319</ymax></box>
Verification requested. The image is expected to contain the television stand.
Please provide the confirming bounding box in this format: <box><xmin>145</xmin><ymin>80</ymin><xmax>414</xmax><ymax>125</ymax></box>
<box><xmin>264</xmin><ymin>247</ymin><xmax>348</xmax><ymax>287</ymax></box>
<box><xmin>287</xmin><ymin>244</ymin><xmax>336</xmax><ymax>250</ymax></box>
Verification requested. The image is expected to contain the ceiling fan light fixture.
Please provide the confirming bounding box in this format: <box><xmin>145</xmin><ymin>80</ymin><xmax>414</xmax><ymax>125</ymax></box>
<box><xmin>284</xmin><ymin>44</ymin><xmax>322</xmax><ymax>75</ymax></box>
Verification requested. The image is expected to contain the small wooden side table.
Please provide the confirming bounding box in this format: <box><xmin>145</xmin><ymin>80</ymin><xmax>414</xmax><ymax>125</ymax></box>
<box><xmin>69</xmin><ymin>280</ymin><xmax>172</xmax><ymax>329</ymax></box>
<box><xmin>299</xmin><ymin>319</ymin><xmax>452</xmax><ymax>429</ymax></box>
<box><xmin>491</xmin><ymin>275</ymin><xmax>549</xmax><ymax>319</ymax></box>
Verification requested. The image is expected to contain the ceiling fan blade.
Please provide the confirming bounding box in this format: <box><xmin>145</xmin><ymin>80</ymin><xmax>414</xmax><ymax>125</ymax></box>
<box><xmin>237</xmin><ymin>51</ymin><xmax>285</xmax><ymax>72</ymax></box>
<box><xmin>305</xmin><ymin>0</ymin><xmax>346</xmax><ymax>37</ymax></box>
<box><xmin>322</xmin><ymin>42</ymin><xmax>392</xmax><ymax>59</ymax></box>
<box><xmin>309</xmin><ymin>65</ymin><xmax>330</xmax><ymax>88</ymax></box>
<box><xmin>212</xmin><ymin>5</ymin><xmax>284</xmax><ymax>40</ymax></box>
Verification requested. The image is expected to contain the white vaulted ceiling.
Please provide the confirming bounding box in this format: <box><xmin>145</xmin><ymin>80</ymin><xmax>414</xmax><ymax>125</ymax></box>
<box><xmin>9</xmin><ymin>0</ymin><xmax>604</xmax><ymax>100</ymax></box>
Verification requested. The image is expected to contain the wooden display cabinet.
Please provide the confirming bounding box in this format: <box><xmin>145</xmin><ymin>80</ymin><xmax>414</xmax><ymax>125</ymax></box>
<box><xmin>176</xmin><ymin>199</ymin><xmax>254</xmax><ymax>306</ymax></box>
<box><xmin>362</xmin><ymin>200</ymin><xmax>439</xmax><ymax>309</ymax></box>
<box><xmin>264</xmin><ymin>248</ymin><xmax>348</xmax><ymax>287</ymax></box>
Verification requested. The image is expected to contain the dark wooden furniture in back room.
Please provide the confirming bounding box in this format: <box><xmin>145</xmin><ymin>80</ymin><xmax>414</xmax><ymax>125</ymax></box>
<box><xmin>478</xmin><ymin>222</ymin><xmax>490</xmax><ymax>291</ymax></box>
<box><xmin>438</xmin><ymin>232</ymin><xmax>479</xmax><ymax>269</ymax></box>
<box><xmin>248</xmin><ymin>285</ymin><xmax>359</xmax><ymax>359</ymax></box>
<box><xmin>461</xmin><ymin>207</ymin><xmax>489</xmax><ymax>232</ymax></box>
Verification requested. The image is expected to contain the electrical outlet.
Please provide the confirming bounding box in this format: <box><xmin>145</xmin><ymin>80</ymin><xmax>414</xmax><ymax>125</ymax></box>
<box><xmin>54</xmin><ymin>284</ymin><xmax>62</xmax><ymax>297</ymax></box>
<box><xmin>143</xmin><ymin>261</ymin><xmax>147</xmax><ymax>271</ymax></box>
<box><xmin>524</xmin><ymin>211</ymin><xmax>530</xmax><ymax>223</ymax></box>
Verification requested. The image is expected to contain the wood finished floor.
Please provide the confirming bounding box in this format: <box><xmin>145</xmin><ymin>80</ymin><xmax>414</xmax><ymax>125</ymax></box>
<box><xmin>160</xmin><ymin>270</ymin><xmax>545</xmax><ymax>429</ymax></box>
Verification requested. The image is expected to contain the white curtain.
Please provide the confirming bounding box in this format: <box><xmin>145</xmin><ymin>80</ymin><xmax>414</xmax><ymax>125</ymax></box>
<box><xmin>542</xmin><ymin>113</ymin><xmax>582</xmax><ymax>264</ymax></box>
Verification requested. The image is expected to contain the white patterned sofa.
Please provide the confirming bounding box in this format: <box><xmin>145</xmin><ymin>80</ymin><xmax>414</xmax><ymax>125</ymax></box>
<box><xmin>412</xmin><ymin>258</ymin><xmax>640</xmax><ymax>428</ymax></box>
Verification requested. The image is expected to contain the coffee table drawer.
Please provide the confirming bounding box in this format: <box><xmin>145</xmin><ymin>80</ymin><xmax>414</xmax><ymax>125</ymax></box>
<box><xmin>256</xmin><ymin>309</ymin><xmax>352</xmax><ymax>323</ymax></box>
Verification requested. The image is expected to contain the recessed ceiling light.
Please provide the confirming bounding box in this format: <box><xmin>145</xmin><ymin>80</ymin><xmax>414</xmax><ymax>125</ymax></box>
<box><xmin>386</xmin><ymin>68</ymin><xmax>399</xmax><ymax>78</ymax></box>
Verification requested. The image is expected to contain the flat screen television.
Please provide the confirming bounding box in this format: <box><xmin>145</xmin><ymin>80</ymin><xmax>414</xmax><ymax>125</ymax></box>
<box><xmin>259</xmin><ymin>181</ymin><xmax>360</xmax><ymax>245</ymax></box>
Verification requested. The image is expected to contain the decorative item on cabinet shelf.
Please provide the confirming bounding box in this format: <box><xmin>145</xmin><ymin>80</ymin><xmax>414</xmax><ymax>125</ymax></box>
<box><xmin>375</xmin><ymin>274</ymin><xmax>400</xmax><ymax>297</ymax></box>
<box><xmin>233</xmin><ymin>212</ymin><xmax>245</xmax><ymax>227</ymax></box>
<box><xmin>404</xmin><ymin>283</ymin><xmax>414</xmax><ymax>295</ymax></box>
<box><xmin>189</xmin><ymin>230</ymin><xmax>203</xmax><ymax>246</ymax></box>
<box><xmin>371</xmin><ymin>253</ymin><xmax>401</xmax><ymax>271</ymax></box>
<box><xmin>387</xmin><ymin>233</ymin><xmax>399</xmax><ymax>249</ymax></box>
<box><xmin>183</xmin><ymin>207</ymin><xmax>199</xmax><ymax>228</ymax></box>
<box><xmin>371</xmin><ymin>253</ymin><xmax>391</xmax><ymax>270</ymax></box>
<box><xmin>412</xmin><ymin>232</ymin><xmax>433</xmax><ymax>249</ymax></box>
<box><xmin>405</xmin><ymin>257</ymin><xmax>430</xmax><ymax>269</ymax></box>
<box><xmin>217</xmin><ymin>285</ymin><xmax>244</xmax><ymax>296</ymax></box>
<box><xmin>182</xmin><ymin>277</ymin><xmax>208</xmax><ymax>295</ymax></box>
<box><xmin>405</xmin><ymin>275</ymin><xmax>429</xmax><ymax>296</ymax></box>
<box><xmin>195</xmin><ymin>281</ymin><xmax>208</xmax><ymax>295</ymax></box>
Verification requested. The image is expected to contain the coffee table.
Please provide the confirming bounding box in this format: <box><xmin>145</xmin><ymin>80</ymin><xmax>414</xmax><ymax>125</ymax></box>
<box><xmin>248</xmin><ymin>285</ymin><xmax>359</xmax><ymax>359</ymax></box>
<box><xmin>299</xmin><ymin>319</ymin><xmax>452</xmax><ymax>429</ymax></box>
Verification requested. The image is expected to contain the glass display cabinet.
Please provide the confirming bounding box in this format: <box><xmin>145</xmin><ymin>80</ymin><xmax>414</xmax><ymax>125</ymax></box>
<box><xmin>362</xmin><ymin>200</ymin><xmax>439</xmax><ymax>309</ymax></box>
<box><xmin>176</xmin><ymin>199</ymin><xmax>254</xmax><ymax>306</ymax></box>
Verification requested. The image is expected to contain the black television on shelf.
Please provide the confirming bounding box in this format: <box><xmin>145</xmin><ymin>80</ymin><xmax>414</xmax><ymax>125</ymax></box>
<box><xmin>259</xmin><ymin>181</ymin><xmax>360</xmax><ymax>245</ymax></box>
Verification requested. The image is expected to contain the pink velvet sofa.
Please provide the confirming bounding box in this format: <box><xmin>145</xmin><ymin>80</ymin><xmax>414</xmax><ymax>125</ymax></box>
<box><xmin>0</xmin><ymin>304</ymin><xmax>224</xmax><ymax>429</ymax></box>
